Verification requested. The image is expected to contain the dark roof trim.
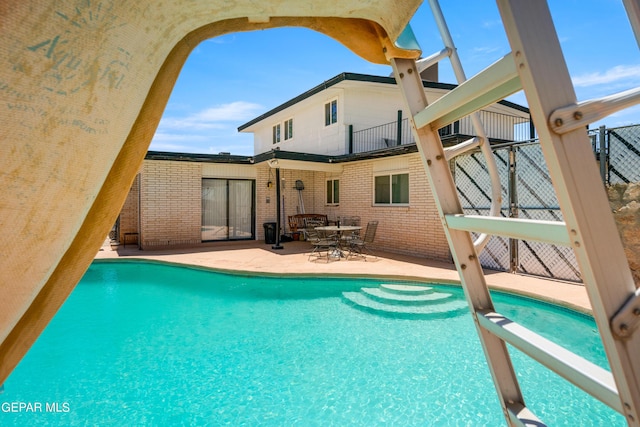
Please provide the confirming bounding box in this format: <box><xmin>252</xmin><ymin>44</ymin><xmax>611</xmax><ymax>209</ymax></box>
<box><xmin>253</xmin><ymin>133</ymin><xmax>515</xmax><ymax>166</ymax></box>
<box><xmin>237</xmin><ymin>72</ymin><xmax>529</xmax><ymax>131</ymax></box>
<box><xmin>253</xmin><ymin>149</ymin><xmax>334</xmax><ymax>164</ymax></box>
<box><xmin>252</xmin><ymin>146</ymin><xmax>419</xmax><ymax>166</ymax></box>
<box><xmin>238</xmin><ymin>72</ymin><xmax>351</xmax><ymax>131</ymax></box>
<box><xmin>145</xmin><ymin>150</ymin><xmax>254</xmax><ymax>164</ymax></box>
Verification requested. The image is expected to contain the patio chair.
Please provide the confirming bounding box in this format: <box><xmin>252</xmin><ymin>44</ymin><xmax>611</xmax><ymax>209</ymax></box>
<box><xmin>339</xmin><ymin>216</ymin><xmax>361</xmax><ymax>244</ymax></box>
<box><xmin>307</xmin><ymin>228</ymin><xmax>339</xmax><ymax>262</ymax></box>
<box><xmin>341</xmin><ymin>216</ymin><xmax>361</xmax><ymax>227</ymax></box>
<box><xmin>347</xmin><ymin>220</ymin><xmax>378</xmax><ymax>260</ymax></box>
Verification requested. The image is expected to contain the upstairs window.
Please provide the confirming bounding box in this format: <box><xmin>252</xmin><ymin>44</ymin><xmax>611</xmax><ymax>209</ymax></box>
<box><xmin>324</xmin><ymin>99</ymin><xmax>337</xmax><ymax>126</ymax></box>
<box><xmin>284</xmin><ymin>118</ymin><xmax>293</xmax><ymax>140</ymax></box>
<box><xmin>326</xmin><ymin>179</ymin><xmax>340</xmax><ymax>204</ymax></box>
<box><xmin>374</xmin><ymin>173</ymin><xmax>409</xmax><ymax>205</ymax></box>
<box><xmin>272</xmin><ymin>123</ymin><xmax>281</xmax><ymax>144</ymax></box>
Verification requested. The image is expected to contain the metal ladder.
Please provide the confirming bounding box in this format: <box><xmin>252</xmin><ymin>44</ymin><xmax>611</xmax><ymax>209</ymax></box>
<box><xmin>389</xmin><ymin>0</ymin><xmax>640</xmax><ymax>425</ymax></box>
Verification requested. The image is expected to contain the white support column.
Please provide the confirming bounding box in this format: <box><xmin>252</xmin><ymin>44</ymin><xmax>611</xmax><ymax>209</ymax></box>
<box><xmin>497</xmin><ymin>1</ymin><xmax>640</xmax><ymax>424</ymax></box>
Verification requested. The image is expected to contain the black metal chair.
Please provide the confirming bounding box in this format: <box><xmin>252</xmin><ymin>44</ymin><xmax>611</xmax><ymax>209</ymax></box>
<box><xmin>307</xmin><ymin>228</ymin><xmax>339</xmax><ymax>262</ymax></box>
<box><xmin>347</xmin><ymin>220</ymin><xmax>378</xmax><ymax>260</ymax></box>
<box><xmin>339</xmin><ymin>215</ymin><xmax>361</xmax><ymax>244</ymax></box>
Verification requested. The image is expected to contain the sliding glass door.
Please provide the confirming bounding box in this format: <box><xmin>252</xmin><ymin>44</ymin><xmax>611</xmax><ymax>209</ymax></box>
<box><xmin>202</xmin><ymin>179</ymin><xmax>255</xmax><ymax>241</ymax></box>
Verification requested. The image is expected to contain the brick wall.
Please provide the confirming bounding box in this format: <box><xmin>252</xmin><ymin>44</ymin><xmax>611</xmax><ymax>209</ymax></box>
<box><xmin>139</xmin><ymin>160</ymin><xmax>202</xmax><ymax>249</ymax></box>
<box><xmin>255</xmin><ymin>154</ymin><xmax>450</xmax><ymax>261</ymax></box>
<box><xmin>122</xmin><ymin>155</ymin><xmax>450</xmax><ymax>261</ymax></box>
<box><xmin>256</xmin><ymin>165</ymin><xmax>317</xmax><ymax>241</ymax></box>
<box><xmin>118</xmin><ymin>174</ymin><xmax>140</xmax><ymax>245</ymax></box>
<box><xmin>318</xmin><ymin>154</ymin><xmax>450</xmax><ymax>261</ymax></box>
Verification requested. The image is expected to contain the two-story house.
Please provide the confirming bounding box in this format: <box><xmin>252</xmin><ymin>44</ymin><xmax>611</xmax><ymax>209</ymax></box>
<box><xmin>116</xmin><ymin>70</ymin><xmax>530</xmax><ymax>261</ymax></box>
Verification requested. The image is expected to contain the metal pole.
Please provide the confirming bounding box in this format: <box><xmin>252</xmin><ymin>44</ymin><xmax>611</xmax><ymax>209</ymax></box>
<box><xmin>272</xmin><ymin>167</ymin><xmax>283</xmax><ymax>249</ymax></box>
<box><xmin>397</xmin><ymin>110</ymin><xmax>403</xmax><ymax>145</ymax></box>
<box><xmin>529</xmin><ymin>113</ymin><xmax>536</xmax><ymax>140</ymax></box>
<box><xmin>599</xmin><ymin>125</ymin><xmax>607</xmax><ymax>183</ymax></box>
<box><xmin>348</xmin><ymin>124</ymin><xmax>353</xmax><ymax>154</ymax></box>
<box><xmin>508</xmin><ymin>146</ymin><xmax>518</xmax><ymax>273</ymax></box>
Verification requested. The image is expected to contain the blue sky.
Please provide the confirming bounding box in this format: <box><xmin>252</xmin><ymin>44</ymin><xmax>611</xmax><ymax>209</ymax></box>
<box><xmin>150</xmin><ymin>0</ymin><xmax>640</xmax><ymax>155</ymax></box>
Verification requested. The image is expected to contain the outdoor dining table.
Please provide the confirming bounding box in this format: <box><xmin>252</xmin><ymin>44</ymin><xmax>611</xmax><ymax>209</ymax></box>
<box><xmin>315</xmin><ymin>225</ymin><xmax>362</xmax><ymax>258</ymax></box>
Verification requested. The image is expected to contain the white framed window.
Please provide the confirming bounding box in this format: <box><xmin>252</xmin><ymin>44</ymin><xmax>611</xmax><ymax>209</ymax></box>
<box><xmin>272</xmin><ymin>123</ymin><xmax>281</xmax><ymax>144</ymax></box>
<box><xmin>326</xmin><ymin>179</ymin><xmax>339</xmax><ymax>204</ymax></box>
<box><xmin>284</xmin><ymin>118</ymin><xmax>293</xmax><ymax>141</ymax></box>
<box><xmin>374</xmin><ymin>172</ymin><xmax>409</xmax><ymax>205</ymax></box>
<box><xmin>324</xmin><ymin>99</ymin><xmax>337</xmax><ymax>126</ymax></box>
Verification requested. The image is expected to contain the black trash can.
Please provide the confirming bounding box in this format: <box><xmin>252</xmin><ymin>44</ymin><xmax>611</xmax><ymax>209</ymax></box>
<box><xmin>263</xmin><ymin>222</ymin><xmax>277</xmax><ymax>244</ymax></box>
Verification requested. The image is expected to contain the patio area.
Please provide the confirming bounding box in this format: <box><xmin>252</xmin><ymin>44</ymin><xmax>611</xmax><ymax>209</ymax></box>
<box><xmin>95</xmin><ymin>239</ymin><xmax>592</xmax><ymax>314</ymax></box>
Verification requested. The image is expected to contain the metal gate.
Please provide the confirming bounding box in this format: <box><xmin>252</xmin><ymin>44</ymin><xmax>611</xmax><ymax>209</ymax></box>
<box><xmin>454</xmin><ymin>140</ymin><xmax>582</xmax><ymax>282</ymax></box>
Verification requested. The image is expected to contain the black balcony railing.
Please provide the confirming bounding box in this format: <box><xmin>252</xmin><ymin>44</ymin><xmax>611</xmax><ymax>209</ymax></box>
<box><xmin>349</xmin><ymin>110</ymin><xmax>533</xmax><ymax>154</ymax></box>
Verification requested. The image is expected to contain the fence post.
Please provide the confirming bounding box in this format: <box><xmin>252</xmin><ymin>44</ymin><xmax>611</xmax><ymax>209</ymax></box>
<box><xmin>529</xmin><ymin>113</ymin><xmax>535</xmax><ymax>140</ymax></box>
<box><xmin>508</xmin><ymin>145</ymin><xmax>519</xmax><ymax>273</ymax></box>
<box><xmin>599</xmin><ymin>125</ymin><xmax>606</xmax><ymax>183</ymax></box>
<box><xmin>348</xmin><ymin>124</ymin><xmax>353</xmax><ymax>154</ymax></box>
<box><xmin>396</xmin><ymin>110</ymin><xmax>402</xmax><ymax>146</ymax></box>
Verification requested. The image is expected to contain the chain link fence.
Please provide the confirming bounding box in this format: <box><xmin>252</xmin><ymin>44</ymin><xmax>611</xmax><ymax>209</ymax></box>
<box><xmin>455</xmin><ymin>123</ymin><xmax>640</xmax><ymax>282</ymax></box>
<box><xmin>589</xmin><ymin>124</ymin><xmax>640</xmax><ymax>184</ymax></box>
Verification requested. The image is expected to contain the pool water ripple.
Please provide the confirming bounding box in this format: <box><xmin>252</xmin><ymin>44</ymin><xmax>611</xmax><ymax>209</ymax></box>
<box><xmin>1</xmin><ymin>261</ymin><xmax>624</xmax><ymax>426</ymax></box>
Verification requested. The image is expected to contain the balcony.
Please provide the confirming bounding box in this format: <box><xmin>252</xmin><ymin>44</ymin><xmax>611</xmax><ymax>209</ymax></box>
<box><xmin>348</xmin><ymin>110</ymin><xmax>533</xmax><ymax>154</ymax></box>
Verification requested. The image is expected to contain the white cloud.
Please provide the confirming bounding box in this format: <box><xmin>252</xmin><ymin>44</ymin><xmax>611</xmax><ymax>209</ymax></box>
<box><xmin>152</xmin><ymin>132</ymin><xmax>208</xmax><ymax>142</ymax></box>
<box><xmin>572</xmin><ymin>64</ymin><xmax>640</xmax><ymax>87</ymax></box>
<box><xmin>149</xmin><ymin>141</ymin><xmax>203</xmax><ymax>152</ymax></box>
<box><xmin>481</xmin><ymin>20</ymin><xmax>501</xmax><ymax>29</ymax></box>
<box><xmin>150</xmin><ymin>103</ymin><xmax>262</xmax><ymax>155</ymax></box>
<box><xmin>472</xmin><ymin>46</ymin><xmax>501</xmax><ymax>55</ymax></box>
<box><xmin>157</xmin><ymin>101</ymin><xmax>264</xmax><ymax>131</ymax></box>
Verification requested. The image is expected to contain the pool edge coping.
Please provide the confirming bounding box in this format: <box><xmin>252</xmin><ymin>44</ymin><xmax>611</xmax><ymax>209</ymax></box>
<box><xmin>92</xmin><ymin>257</ymin><xmax>594</xmax><ymax>317</ymax></box>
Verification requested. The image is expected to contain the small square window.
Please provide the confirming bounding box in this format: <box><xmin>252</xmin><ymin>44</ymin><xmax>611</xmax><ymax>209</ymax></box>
<box><xmin>326</xmin><ymin>179</ymin><xmax>339</xmax><ymax>204</ymax></box>
<box><xmin>324</xmin><ymin>99</ymin><xmax>337</xmax><ymax>126</ymax></box>
<box><xmin>374</xmin><ymin>173</ymin><xmax>409</xmax><ymax>205</ymax></box>
<box><xmin>284</xmin><ymin>118</ymin><xmax>293</xmax><ymax>140</ymax></box>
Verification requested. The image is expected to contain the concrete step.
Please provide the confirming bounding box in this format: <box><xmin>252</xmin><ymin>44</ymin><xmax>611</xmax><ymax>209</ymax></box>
<box><xmin>379</xmin><ymin>283</ymin><xmax>434</xmax><ymax>295</ymax></box>
<box><xmin>360</xmin><ymin>287</ymin><xmax>453</xmax><ymax>306</ymax></box>
<box><xmin>342</xmin><ymin>291</ymin><xmax>468</xmax><ymax>319</ymax></box>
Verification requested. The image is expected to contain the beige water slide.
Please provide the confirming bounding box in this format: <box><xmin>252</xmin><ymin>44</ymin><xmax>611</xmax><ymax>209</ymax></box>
<box><xmin>0</xmin><ymin>0</ymin><xmax>421</xmax><ymax>382</ymax></box>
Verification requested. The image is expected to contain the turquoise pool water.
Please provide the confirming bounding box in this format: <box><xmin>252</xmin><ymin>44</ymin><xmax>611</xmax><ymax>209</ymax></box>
<box><xmin>2</xmin><ymin>261</ymin><xmax>624</xmax><ymax>426</ymax></box>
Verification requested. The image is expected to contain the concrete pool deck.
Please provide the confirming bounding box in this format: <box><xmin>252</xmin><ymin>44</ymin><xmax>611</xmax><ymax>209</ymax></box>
<box><xmin>94</xmin><ymin>239</ymin><xmax>592</xmax><ymax>313</ymax></box>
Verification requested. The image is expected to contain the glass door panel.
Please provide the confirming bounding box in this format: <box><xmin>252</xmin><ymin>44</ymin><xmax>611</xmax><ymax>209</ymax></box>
<box><xmin>202</xmin><ymin>179</ymin><xmax>254</xmax><ymax>241</ymax></box>
<box><xmin>202</xmin><ymin>179</ymin><xmax>228</xmax><ymax>241</ymax></box>
<box><xmin>229</xmin><ymin>180</ymin><xmax>253</xmax><ymax>239</ymax></box>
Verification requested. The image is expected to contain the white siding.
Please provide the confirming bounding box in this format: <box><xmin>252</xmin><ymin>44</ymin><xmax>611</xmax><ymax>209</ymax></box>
<box><xmin>253</xmin><ymin>87</ymin><xmax>347</xmax><ymax>156</ymax></box>
<box><xmin>246</xmin><ymin>77</ymin><xmax>529</xmax><ymax>156</ymax></box>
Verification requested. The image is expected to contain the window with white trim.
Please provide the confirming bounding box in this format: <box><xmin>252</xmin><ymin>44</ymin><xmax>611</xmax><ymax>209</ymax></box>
<box><xmin>326</xmin><ymin>179</ymin><xmax>339</xmax><ymax>204</ymax></box>
<box><xmin>374</xmin><ymin>173</ymin><xmax>409</xmax><ymax>205</ymax></box>
<box><xmin>272</xmin><ymin>123</ymin><xmax>281</xmax><ymax>144</ymax></box>
<box><xmin>284</xmin><ymin>118</ymin><xmax>293</xmax><ymax>140</ymax></box>
<box><xmin>324</xmin><ymin>99</ymin><xmax>337</xmax><ymax>126</ymax></box>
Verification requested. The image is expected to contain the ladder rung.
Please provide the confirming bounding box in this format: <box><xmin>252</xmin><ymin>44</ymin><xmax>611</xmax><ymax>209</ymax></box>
<box><xmin>445</xmin><ymin>214</ymin><xmax>571</xmax><ymax>246</ymax></box>
<box><xmin>444</xmin><ymin>137</ymin><xmax>481</xmax><ymax>160</ymax></box>
<box><xmin>415</xmin><ymin>48</ymin><xmax>452</xmax><ymax>73</ymax></box>
<box><xmin>478</xmin><ymin>311</ymin><xmax>622</xmax><ymax>414</ymax></box>
<box><xmin>550</xmin><ymin>86</ymin><xmax>640</xmax><ymax>134</ymax></box>
<box><xmin>413</xmin><ymin>53</ymin><xmax>521</xmax><ymax>131</ymax></box>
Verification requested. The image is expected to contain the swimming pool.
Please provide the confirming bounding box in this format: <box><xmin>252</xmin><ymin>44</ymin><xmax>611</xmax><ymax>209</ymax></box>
<box><xmin>1</xmin><ymin>261</ymin><xmax>623</xmax><ymax>425</ymax></box>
